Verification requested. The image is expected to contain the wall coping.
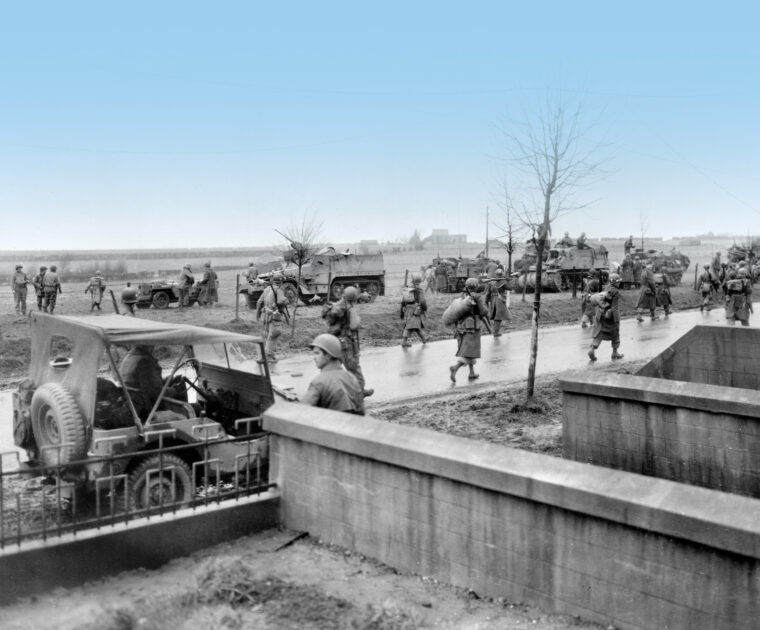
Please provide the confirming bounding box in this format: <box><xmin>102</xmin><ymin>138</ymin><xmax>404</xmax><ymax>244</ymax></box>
<box><xmin>559</xmin><ymin>372</ymin><xmax>760</xmax><ymax>419</ymax></box>
<box><xmin>265</xmin><ymin>402</ymin><xmax>760</xmax><ymax>560</ymax></box>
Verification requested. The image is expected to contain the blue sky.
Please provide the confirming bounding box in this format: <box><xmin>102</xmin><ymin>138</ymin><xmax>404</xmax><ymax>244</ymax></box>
<box><xmin>1</xmin><ymin>1</ymin><xmax>758</xmax><ymax>250</ymax></box>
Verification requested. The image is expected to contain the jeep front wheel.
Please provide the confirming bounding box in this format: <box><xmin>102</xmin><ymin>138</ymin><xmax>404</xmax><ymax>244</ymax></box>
<box><xmin>30</xmin><ymin>383</ymin><xmax>87</xmax><ymax>467</ymax></box>
<box><xmin>152</xmin><ymin>291</ymin><xmax>171</xmax><ymax>309</ymax></box>
<box><xmin>126</xmin><ymin>454</ymin><xmax>193</xmax><ymax>511</ymax></box>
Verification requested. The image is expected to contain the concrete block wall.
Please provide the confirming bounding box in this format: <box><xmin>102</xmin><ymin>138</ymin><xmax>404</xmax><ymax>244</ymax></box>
<box><xmin>561</xmin><ymin>373</ymin><xmax>760</xmax><ymax>497</ymax></box>
<box><xmin>638</xmin><ymin>324</ymin><xmax>760</xmax><ymax>388</ymax></box>
<box><xmin>265</xmin><ymin>402</ymin><xmax>760</xmax><ymax>630</ymax></box>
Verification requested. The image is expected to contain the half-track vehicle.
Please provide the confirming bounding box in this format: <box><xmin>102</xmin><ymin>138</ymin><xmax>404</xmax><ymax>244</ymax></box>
<box><xmin>13</xmin><ymin>313</ymin><xmax>274</xmax><ymax>509</ymax></box>
<box><xmin>727</xmin><ymin>241</ymin><xmax>759</xmax><ymax>264</ymax></box>
<box><xmin>431</xmin><ymin>256</ymin><xmax>502</xmax><ymax>293</ymax></box>
<box><xmin>135</xmin><ymin>280</ymin><xmax>203</xmax><ymax>309</ymax></box>
<box><xmin>240</xmin><ymin>249</ymin><xmax>385</xmax><ymax>307</ymax></box>
<box><xmin>630</xmin><ymin>248</ymin><xmax>689</xmax><ymax>285</ymax></box>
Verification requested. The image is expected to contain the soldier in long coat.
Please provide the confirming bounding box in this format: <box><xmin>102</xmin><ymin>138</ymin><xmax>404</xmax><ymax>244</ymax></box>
<box><xmin>635</xmin><ymin>263</ymin><xmax>658</xmax><ymax>321</ymax></box>
<box><xmin>177</xmin><ymin>264</ymin><xmax>194</xmax><ymax>307</ymax></box>
<box><xmin>654</xmin><ymin>266</ymin><xmax>672</xmax><ymax>317</ymax></box>
<box><xmin>485</xmin><ymin>269</ymin><xmax>509</xmax><ymax>336</ymax></box>
<box><xmin>449</xmin><ymin>278</ymin><xmax>489</xmax><ymax>383</ymax></box>
<box><xmin>698</xmin><ymin>264</ymin><xmax>715</xmax><ymax>312</ymax></box>
<box><xmin>580</xmin><ymin>270</ymin><xmax>601</xmax><ymax>328</ymax></box>
<box><xmin>84</xmin><ymin>271</ymin><xmax>106</xmax><ymax>311</ymax></box>
<box><xmin>588</xmin><ymin>273</ymin><xmax>624</xmax><ymax>361</ymax></box>
<box><xmin>198</xmin><ymin>262</ymin><xmax>218</xmax><ymax>307</ymax></box>
<box><xmin>400</xmin><ymin>275</ymin><xmax>427</xmax><ymax>346</ymax></box>
<box><xmin>725</xmin><ymin>268</ymin><xmax>752</xmax><ymax>326</ymax></box>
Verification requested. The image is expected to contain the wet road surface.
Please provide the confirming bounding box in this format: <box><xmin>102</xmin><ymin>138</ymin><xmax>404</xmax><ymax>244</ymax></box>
<box><xmin>271</xmin><ymin>306</ymin><xmax>737</xmax><ymax>405</ymax></box>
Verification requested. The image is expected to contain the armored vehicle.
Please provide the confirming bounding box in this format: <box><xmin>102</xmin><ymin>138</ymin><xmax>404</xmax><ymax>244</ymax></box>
<box><xmin>135</xmin><ymin>280</ymin><xmax>202</xmax><ymax>309</ymax></box>
<box><xmin>727</xmin><ymin>241</ymin><xmax>759</xmax><ymax>264</ymax></box>
<box><xmin>431</xmin><ymin>256</ymin><xmax>502</xmax><ymax>293</ymax></box>
<box><xmin>631</xmin><ymin>248</ymin><xmax>689</xmax><ymax>285</ymax></box>
<box><xmin>515</xmin><ymin>243</ymin><xmax>608</xmax><ymax>291</ymax></box>
<box><xmin>13</xmin><ymin>313</ymin><xmax>273</xmax><ymax>509</ymax></box>
<box><xmin>241</xmin><ymin>250</ymin><xmax>385</xmax><ymax>307</ymax></box>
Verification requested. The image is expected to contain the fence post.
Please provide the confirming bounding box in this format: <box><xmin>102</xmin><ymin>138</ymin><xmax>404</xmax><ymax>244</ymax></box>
<box><xmin>234</xmin><ymin>274</ymin><xmax>241</xmax><ymax>321</ymax></box>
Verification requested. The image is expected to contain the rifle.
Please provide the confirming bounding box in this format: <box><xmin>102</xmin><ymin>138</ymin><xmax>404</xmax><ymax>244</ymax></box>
<box><xmin>464</xmin><ymin>285</ymin><xmax>493</xmax><ymax>334</ymax></box>
<box><xmin>109</xmin><ymin>290</ymin><xmax>120</xmax><ymax>314</ymax></box>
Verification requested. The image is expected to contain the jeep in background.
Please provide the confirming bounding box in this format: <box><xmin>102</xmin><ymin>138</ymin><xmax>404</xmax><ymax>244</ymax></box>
<box><xmin>135</xmin><ymin>280</ymin><xmax>203</xmax><ymax>309</ymax></box>
<box><xmin>13</xmin><ymin>313</ymin><xmax>276</xmax><ymax>510</ymax></box>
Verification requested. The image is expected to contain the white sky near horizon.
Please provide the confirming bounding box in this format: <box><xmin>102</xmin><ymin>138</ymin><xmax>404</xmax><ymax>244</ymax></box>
<box><xmin>1</xmin><ymin>1</ymin><xmax>758</xmax><ymax>251</ymax></box>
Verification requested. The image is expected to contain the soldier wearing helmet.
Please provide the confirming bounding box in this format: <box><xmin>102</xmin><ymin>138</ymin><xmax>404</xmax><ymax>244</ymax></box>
<box><xmin>42</xmin><ymin>265</ymin><xmax>62</xmax><ymax>313</ymax></box>
<box><xmin>256</xmin><ymin>272</ymin><xmax>289</xmax><ymax>362</ymax></box>
<box><xmin>11</xmin><ymin>264</ymin><xmax>29</xmax><ymax>316</ymax></box>
<box><xmin>725</xmin><ymin>267</ymin><xmax>752</xmax><ymax>326</ymax></box>
<box><xmin>84</xmin><ymin>270</ymin><xmax>106</xmax><ymax>311</ymax></box>
<box><xmin>635</xmin><ymin>261</ymin><xmax>658</xmax><ymax>322</ymax></box>
<box><xmin>323</xmin><ymin>285</ymin><xmax>373</xmax><ymax>397</ymax></box>
<box><xmin>400</xmin><ymin>274</ymin><xmax>428</xmax><ymax>347</ymax></box>
<box><xmin>448</xmin><ymin>276</ymin><xmax>490</xmax><ymax>383</ymax></box>
<box><xmin>580</xmin><ymin>269</ymin><xmax>601</xmax><ymax>329</ymax></box>
<box><xmin>32</xmin><ymin>266</ymin><xmax>47</xmax><ymax>311</ymax></box>
<box><xmin>653</xmin><ymin>264</ymin><xmax>673</xmax><ymax>318</ymax></box>
<box><xmin>698</xmin><ymin>264</ymin><xmax>715</xmax><ymax>313</ymax></box>
<box><xmin>121</xmin><ymin>282</ymin><xmax>138</xmax><ymax>316</ymax></box>
<box><xmin>244</xmin><ymin>261</ymin><xmax>259</xmax><ymax>284</ymax></box>
<box><xmin>485</xmin><ymin>268</ymin><xmax>509</xmax><ymax>337</ymax></box>
<box><xmin>177</xmin><ymin>264</ymin><xmax>195</xmax><ymax>308</ymax></box>
<box><xmin>300</xmin><ymin>334</ymin><xmax>365</xmax><ymax>415</ymax></box>
<box><xmin>588</xmin><ymin>273</ymin><xmax>624</xmax><ymax>362</ymax></box>
<box><xmin>198</xmin><ymin>261</ymin><xmax>218</xmax><ymax>307</ymax></box>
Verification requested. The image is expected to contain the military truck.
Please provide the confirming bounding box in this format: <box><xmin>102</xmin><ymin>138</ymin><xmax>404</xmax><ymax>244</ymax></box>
<box><xmin>135</xmin><ymin>280</ymin><xmax>203</xmax><ymax>309</ymax></box>
<box><xmin>13</xmin><ymin>313</ymin><xmax>274</xmax><ymax>510</ymax></box>
<box><xmin>240</xmin><ymin>250</ymin><xmax>385</xmax><ymax>307</ymax></box>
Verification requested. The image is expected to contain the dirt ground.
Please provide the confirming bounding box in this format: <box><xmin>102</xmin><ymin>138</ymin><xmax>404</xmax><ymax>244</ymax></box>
<box><xmin>0</xmin><ymin>529</ymin><xmax>607</xmax><ymax>630</ymax></box>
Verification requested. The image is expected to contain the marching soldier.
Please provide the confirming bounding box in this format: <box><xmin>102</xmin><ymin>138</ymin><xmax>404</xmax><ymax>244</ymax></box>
<box><xmin>653</xmin><ymin>265</ymin><xmax>672</xmax><ymax>317</ymax></box>
<box><xmin>42</xmin><ymin>265</ymin><xmax>62</xmax><ymax>313</ymax></box>
<box><xmin>699</xmin><ymin>264</ymin><xmax>715</xmax><ymax>312</ymax></box>
<box><xmin>198</xmin><ymin>261</ymin><xmax>218</xmax><ymax>307</ymax></box>
<box><xmin>84</xmin><ymin>270</ymin><xmax>106</xmax><ymax>311</ymax></box>
<box><xmin>449</xmin><ymin>277</ymin><xmax>490</xmax><ymax>383</ymax></box>
<box><xmin>324</xmin><ymin>285</ymin><xmax>373</xmax><ymax>397</ymax></box>
<box><xmin>400</xmin><ymin>274</ymin><xmax>428</xmax><ymax>347</ymax></box>
<box><xmin>588</xmin><ymin>273</ymin><xmax>624</xmax><ymax>361</ymax></box>
<box><xmin>635</xmin><ymin>263</ymin><xmax>658</xmax><ymax>321</ymax></box>
<box><xmin>580</xmin><ymin>269</ymin><xmax>601</xmax><ymax>328</ymax></box>
<box><xmin>32</xmin><ymin>266</ymin><xmax>47</xmax><ymax>311</ymax></box>
<box><xmin>256</xmin><ymin>272</ymin><xmax>289</xmax><ymax>362</ymax></box>
<box><xmin>11</xmin><ymin>264</ymin><xmax>30</xmax><ymax>315</ymax></box>
<box><xmin>725</xmin><ymin>268</ymin><xmax>752</xmax><ymax>326</ymax></box>
<box><xmin>632</xmin><ymin>256</ymin><xmax>643</xmax><ymax>288</ymax></box>
<box><xmin>485</xmin><ymin>269</ymin><xmax>509</xmax><ymax>336</ymax></box>
<box><xmin>300</xmin><ymin>334</ymin><xmax>365</xmax><ymax>415</ymax></box>
<box><xmin>177</xmin><ymin>264</ymin><xmax>194</xmax><ymax>308</ymax></box>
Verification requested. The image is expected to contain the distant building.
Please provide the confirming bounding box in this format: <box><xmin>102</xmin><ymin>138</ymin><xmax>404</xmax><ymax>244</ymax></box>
<box><xmin>422</xmin><ymin>229</ymin><xmax>467</xmax><ymax>247</ymax></box>
<box><xmin>358</xmin><ymin>240</ymin><xmax>380</xmax><ymax>254</ymax></box>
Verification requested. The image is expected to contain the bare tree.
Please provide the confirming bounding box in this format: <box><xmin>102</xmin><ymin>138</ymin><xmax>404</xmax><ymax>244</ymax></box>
<box><xmin>493</xmin><ymin>176</ymin><xmax>527</xmax><ymax>274</ymax></box>
<box><xmin>277</xmin><ymin>215</ymin><xmax>324</xmax><ymax>334</ymax></box>
<box><xmin>503</xmin><ymin>92</ymin><xmax>607</xmax><ymax>398</ymax></box>
<box><xmin>638</xmin><ymin>210</ymin><xmax>648</xmax><ymax>251</ymax></box>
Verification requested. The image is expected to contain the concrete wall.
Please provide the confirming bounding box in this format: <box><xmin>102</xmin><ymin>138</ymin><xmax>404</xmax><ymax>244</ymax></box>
<box><xmin>561</xmin><ymin>373</ymin><xmax>760</xmax><ymax>498</ymax></box>
<box><xmin>638</xmin><ymin>324</ymin><xmax>760</xmax><ymax>388</ymax></box>
<box><xmin>265</xmin><ymin>403</ymin><xmax>760</xmax><ymax>630</ymax></box>
<box><xmin>0</xmin><ymin>492</ymin><xmax>279</xmax><ymax>605</ymax></box>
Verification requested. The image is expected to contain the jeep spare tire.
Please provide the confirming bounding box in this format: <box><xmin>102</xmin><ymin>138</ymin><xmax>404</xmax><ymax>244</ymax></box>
<box><xmin>30</xmin><ymin>383</ymin><xmax>87</xmax><ymax>467</ymax></box>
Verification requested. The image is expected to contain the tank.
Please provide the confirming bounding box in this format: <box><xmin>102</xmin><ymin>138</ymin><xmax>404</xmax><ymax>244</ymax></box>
<box><xmin>727</xmin><ymin>241</ymin><xmax>760</xmax><ymax>264</ymax></box>
<box><xmin>632</xmin><ymin>248</ymin><xmax>690</xmax><ymax>285</ymax></box>
<box><xmin>430</xmin><ymin>256</ymin><xmax>502</xmax><ymax>293</ymax></box>
<box><xmin>515</xmin><ymin>243</ymin><xmax>609</xmax><ymax>291</ymax></box>
<box><xmin>512</xmin><ymin>268</ymin><xmax>563</xmax><ymax>292</ymax></box>
<box><xmin>241</xmin><ymin>248</ymin><xmax>385</xmax><ymax>307</ymax></box>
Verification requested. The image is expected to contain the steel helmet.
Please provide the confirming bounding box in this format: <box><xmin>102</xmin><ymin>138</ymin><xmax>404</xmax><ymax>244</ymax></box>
<box><xmin>464</xmin><ymin>277</ymin><xmax>479</xmax><ymax>290</ymax></box>
<box><xmin>309</xmin><ymin>333</ymin><xmax>342</xmax><ymax>360</ymax></box>
<box><xmin>40</xmin><ymin>266</ymin><xmax>47</xmax><ymax>271</ymax></box>
<box><xmin>496</xmin><ymin>269</ymin><xmax>504</xmax><ymax>276</ymax></box>
<box><xmin>738</xmin><ymin>268</ymin><xmax>749</xmax><ymax>278</ymax></box>
<box><xmin>411</xmin><ymin>274</ymin><xmax>422</xmax><ymax>284</ymax></box>
<box><xmin>608</xmin><ymin>273</ymin><xmax>622</xmax><ymax>284</ymax></box>
<box><xmin>343</xmin><ymin>286</ymin><xmax>359</xmax><ymax>302</ymax></box>
<box><xmin>703</xmin><ymin>264</ymin><xmax>710</xmax><ymax>269</ymax></box>
<box><xmin>271</xmin><ymin>272</ymin><xmax>284</xmax><ymax>283</ymax></box>
<box><xmin>15</xmin><ymin>264</ymin><xmax>22</xmax><ymax>270</ymax></box>
<box><xmin>49</xmin><ymin>265</ymin><xmax>57</xmax><ymax>271</ymax></box>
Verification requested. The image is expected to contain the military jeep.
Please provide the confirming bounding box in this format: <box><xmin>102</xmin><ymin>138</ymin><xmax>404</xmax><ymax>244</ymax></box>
<box><xmin>13</xmin><ymin>313</ymin><xmax>275</xmax><ymax>510</ymax></box>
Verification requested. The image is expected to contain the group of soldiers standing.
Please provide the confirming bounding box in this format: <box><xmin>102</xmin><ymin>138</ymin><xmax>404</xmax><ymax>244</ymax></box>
<box><xmin>697</xmin><ymin>252</ymin><xmax>753</xmax><ymax>326</ymax></box>
<box><xmin>11</xmin><ymin>264</ymin><xmax>63</xmax><ymax>315</ymax></box>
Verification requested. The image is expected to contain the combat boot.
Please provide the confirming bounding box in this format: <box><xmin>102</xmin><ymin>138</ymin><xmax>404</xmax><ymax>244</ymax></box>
<box><xmin>587</xmin><ymin>348</ymin><xmax>597</xmax><ymax>362</ymax></box>
<box><xmin>611</xmin><ymin>350</ymin><xmax>624</xmax><ymax>360</ymax></box>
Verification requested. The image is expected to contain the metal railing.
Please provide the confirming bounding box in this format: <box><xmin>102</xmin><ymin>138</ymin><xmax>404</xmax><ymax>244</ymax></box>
<box><xmin>0</xmin><ymin>430</ymin><xmax>272</xmax><ymax>549</ymax></box>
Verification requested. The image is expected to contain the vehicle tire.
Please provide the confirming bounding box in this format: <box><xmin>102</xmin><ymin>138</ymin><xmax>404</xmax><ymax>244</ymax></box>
<box><xmin>125</xmin><ymin>453</ymin><xmax>194</xmax><ymax>511</ymax></box>
<box><xmin>364</xmin><ymin>281</ymin><xmax>381</xmax><ymax>301</ymax></box>
<box><xmin>330</xmin><ymin>282</ymin><xmax>343</xmax><ymax>300</ymax></box>
<box><xmin>30</xmin><ymin>383</ymin><xmax>87</xmax><ymax>467</ymax></box>
<box><xmin>282</xmin><ymin>282</ymin><xmax>299</xmax><ymax>306</ymax></box>
<box><xmin>152</xmin><ymin>291</ymin><xmax>171</xmax><ymax>309</ymax></box>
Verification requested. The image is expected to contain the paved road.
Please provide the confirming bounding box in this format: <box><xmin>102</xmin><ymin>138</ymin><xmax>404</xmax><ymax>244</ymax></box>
<box><xmin>271</xmin><ymin>306</ymin><xmax>738</xmax><ymax>405</ymax></box>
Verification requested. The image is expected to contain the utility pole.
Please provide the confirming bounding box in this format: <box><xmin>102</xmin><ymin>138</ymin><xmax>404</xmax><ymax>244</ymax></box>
<box><xmin>485</xmin><ymin>206</ymin><xmax>489</xmax><ymax>259</ymax></box>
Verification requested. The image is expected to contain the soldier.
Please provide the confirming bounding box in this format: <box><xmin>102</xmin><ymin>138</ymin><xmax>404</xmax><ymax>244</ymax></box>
<box><xmin>588</xmin><ymin>273</ymin><xmax>624</xmax><ymax>361</ymax></box>
<box><xmin>120</xmin><ymin>345</ymin><xmax>163</xmax><ymax>416</ymax></box>
<box><xmin>121</xmin><ymin>282</ymin><xmax>138</xmax><ymax>316</ymax></box>
<box><xmin>619</xmin><ymin>254</ymin><xmax>634</xmax><ymax>288</ymax></box>
<box><xmin>11</xmin><ymin>264</ymin><xmax>30</xmax><ymax>315</ymax></box>
<box><xmin>653</xmin><ymin>265</ymin><xmax>672</xmax><ymax>317</ymax></box>
<box><xmin>244</xmin><ymin>262</ymin><xmax>259</xmax><ymax>284</ymax></box>
<box><xmin>400</xmin><ymin>274</ymin><xmax>428</xmax><ymax>347</ymax></box>
<box><xmin>698</xmin><ymin>264</ymin><xmax>714</xmax><ymax>312</ymax></box>
<box><xmin>435</xmin><ymin>261</ymin><xmax>449</xmax><ymax>293</ymax></box>
<box><xmin>576</xmin><ymin>232</ymin><xmax>588</xmax><ymax>249</ymax></box>
<box><xmin>256</xmin><ymin>272</ymin><xmax>289</xmax><ymax>362</ymax></box>
<box><xmin>725</xmin><ymin>268</ymin><xmax>752</xmax><ymax>326</ymax></box>
<box><xmin>84</xmin><ymin>270</ymin><xmax>106</xmax><ymax>311</ymax></box>
<box><xmin>557</xmin><ymin>231</ymin><xmax>574</xmax><ymax>247</ymax></box>
<box><xmin>424</xmin><ymin>265</ymin><xmax>436</xmax><ymax>294</ymax></box>
<box><xmin>32</xmin><ymin>266</ymin><xmax>47</xmax><ymax>311</ymax></box>
<box><xmin>300</xmin><ymin>334</ymin><xmax>365</xmax><ymax>415</ymax></box>
<box><xmin>177</xmin><ymin>264</ymin><xmax>194</xmax><ymax>308</ymax></box>
<box><xmin>449</xmin><ymin>277</ymin><xmax>490</xmax><ymax>383</ymax></box>
<box><xmin>580</xmin><ymin>269</ymin><xmax>601</xmax><ymax>328</ymax></box>
<box><xmin>323</xmin><ymin>286</ymin><xmax>373</xmax><ymax>397</ymax></box>
<box><xmin>42</xmin><ymin>264</ymin><xmax>62</xmax><ymax>313</ymax></box>
<box><xmin>198</xmin><ymin>261</ymin><xmax>218</xmax><ymax>307</ymax></box>
<box><xmin>485</xmin><ymin>269</ymin><xmax>509</xmax><ymax>337</ymax></box>
<box><xmin>485</xmin><ymin>259</ymin><xmax>499</xmax><ymax>278</ymax></box>
<box><xmin>635</xmin><ymin>263</ymin><xmax>658</xmax><ymax>321</ymax></box>
<box><xmin>624</xmin><ymin>235</ymin><xmax>634</xmax><ymax>255</ymax></box>
<box><xmin>632</xmin><ymin>256</ymin><xmax>643</xmax><ymax>288</ymax></box>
